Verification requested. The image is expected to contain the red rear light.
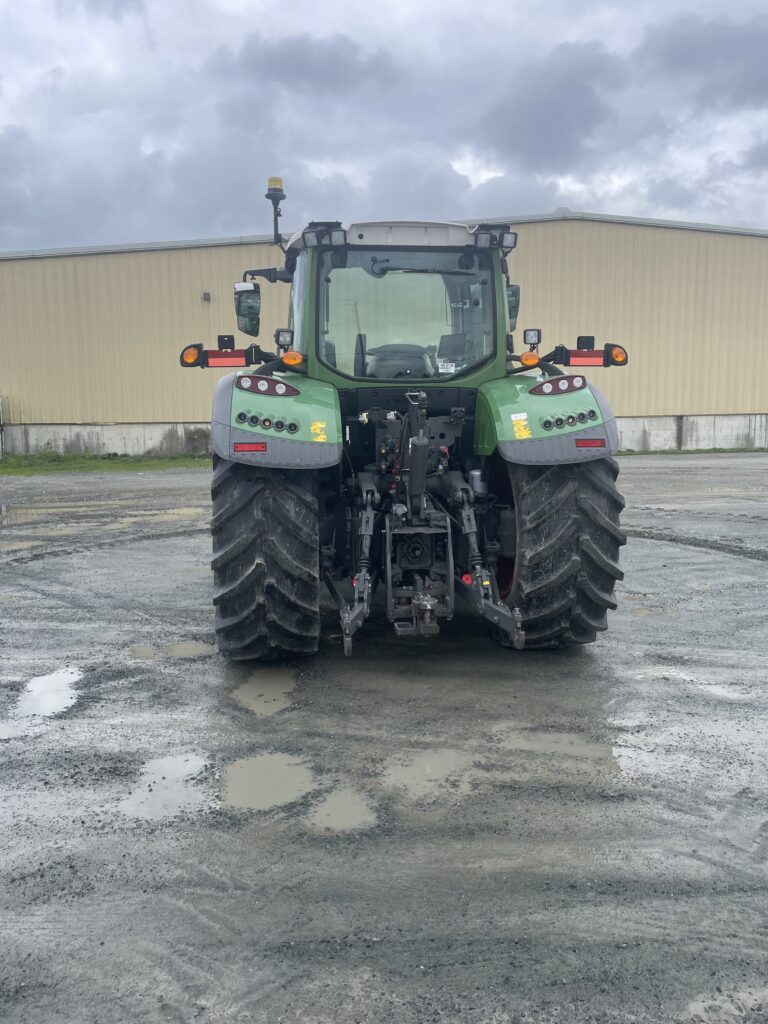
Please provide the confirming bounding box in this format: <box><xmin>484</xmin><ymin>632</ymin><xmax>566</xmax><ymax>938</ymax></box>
<box><xmin>568</xmin><ymin>352</ymin><xmax>604</xmax><ymax>366</ymax></box>
<box><xmin>207</xmin><ymin>351</ymin><xmax>248</xmax><ymax>367</ymax></box>
<box><xmin>575</xmin><ymin>438</ymin><xmax>606</xmax><ymax>448</ymax></box>
<box><xmin>233</xmin><ymin>442</ymin><xmax>267</xmax><ymax>453</ymax></box>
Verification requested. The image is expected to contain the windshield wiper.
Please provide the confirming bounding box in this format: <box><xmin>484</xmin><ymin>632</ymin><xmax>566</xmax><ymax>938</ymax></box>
<box><xmin>370</xmin><ymin>267</ymin><xmax>474</xmax><ymax>278</ymax></box>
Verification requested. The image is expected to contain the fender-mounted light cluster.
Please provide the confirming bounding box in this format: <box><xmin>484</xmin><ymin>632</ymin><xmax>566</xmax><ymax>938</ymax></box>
<box><xmin>236</xmin><ymin>375</ymin><xmax>300</xmax><ymax>396</ymax></box>
<box><xmin>529</xmin><ymin>375</ymin><xmax>586</xmax><ymax>395</ymax></box>
<box><xmin>541</xmin><ymin>410</ymin><xmax>599</xmax><ymax>430</ymax></box>
<box><xmin>235</xmin><ymin>411</ymin><xmax>299</xmax><ymax>433</ymax></box>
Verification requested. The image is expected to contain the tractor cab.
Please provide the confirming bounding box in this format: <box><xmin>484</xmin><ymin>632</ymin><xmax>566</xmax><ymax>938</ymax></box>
<box><xmin>282</xmin><ymin>221</ymin><xmax>517</xmax><ymax>386</ymax></box>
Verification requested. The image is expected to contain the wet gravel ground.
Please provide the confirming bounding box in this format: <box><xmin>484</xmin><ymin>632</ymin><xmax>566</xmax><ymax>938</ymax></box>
<box><xmin>0</xmin><ymin>453</ymin><xmax>767</xmax><ymax>1024</ymax></box>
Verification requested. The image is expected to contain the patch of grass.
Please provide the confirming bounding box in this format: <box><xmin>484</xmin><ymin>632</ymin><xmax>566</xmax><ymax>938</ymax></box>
<box><xmin>617</xmin><ymin>447</ymin><xmax>768</xmax><ymax>456</ymax></box>
<box><xmin>0</xmin><ymin>453</ymin><xmax>211</xmax><ymax>476</ymax></box>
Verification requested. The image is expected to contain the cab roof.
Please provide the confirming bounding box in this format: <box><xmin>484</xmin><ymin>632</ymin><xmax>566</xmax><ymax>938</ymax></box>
<box><xmin>286</xmin><ymin>221</ymin><xmax>479</xmax><ymax>251</ymax></box>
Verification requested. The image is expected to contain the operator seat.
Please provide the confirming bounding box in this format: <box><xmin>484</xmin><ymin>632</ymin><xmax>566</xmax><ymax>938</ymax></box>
<box><xmin>366</xmin><ymin>344</ymin><xmax>435</xmax><ymax>379</ymax></box>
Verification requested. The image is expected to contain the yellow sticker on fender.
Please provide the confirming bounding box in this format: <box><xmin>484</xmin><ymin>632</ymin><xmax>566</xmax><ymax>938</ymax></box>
<box><xmin>313</xmin><ymin>434</ymin><xmax>327</xmax><ymax>442</ymax></box>
<box><xmin>310</xmin><ymin>421</ymin><xmax>326</xmax><ymax>434</ymax></box>
<box><xmin>511</xmin><ymin>412</ymin><xmax>532</xmax><ymax>439</ymax></box>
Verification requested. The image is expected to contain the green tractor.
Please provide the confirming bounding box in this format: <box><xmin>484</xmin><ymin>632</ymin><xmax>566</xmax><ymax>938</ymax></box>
<box><xmin>180</xmin><ymin>178</ymin><xmax>628</xmax><ymax>658</ymax></box>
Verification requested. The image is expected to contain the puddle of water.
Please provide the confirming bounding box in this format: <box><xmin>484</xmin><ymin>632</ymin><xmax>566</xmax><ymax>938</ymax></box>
<box><xmin>0</xmin><ymin>500</ymin><xmax>139</xmax><ymax>527</ymax></box>
<box><xmin>103</xmin><ymin>508</ymin><xmax>205</xmax><ymax>531</ymax></box>
<box><xmin>223</xmin><ymin>753</ymin><xmax>315</xmax><ymax>810</ymax></box>
<box><xmin>696</xmin><ymin>682</ymin><xmax>752</xmax><ymax>701</ymax></box>
<box><xmin>127</xmin><ymin>644</ymin><xmax>162</xmax><ymax>661</ymax></box>
<box><xmin>118</xmin><ymin>754</ymin><xmax>209</xmax><ymax>819</ymax></box>
<box><xmin>383</xmin><ymin>748</ymin><xmax>474</xmax><ymax>801</ymax></box>
<box><xmin>685</xmin><ymin>986</ymin><xmax>768</xmax><ymax>1023</ymax></box>
<box><xmin>494</xmin><ymin>723</ymin><xmax>612</xmax><ymax>760</ymax></box>
<box><xmin>27</xmin><ymin>527</ymin><xmax>86</xmax><ymax>539</ymax></box>
<box><xmin>230</xmin><ymin>668</ymin><xmax>296</xmax><ymax>716</ymax></box>
<box><xmin>126</xmin><ymin>642</ymin><xmax>215</xmax><ymax>660</ymax></box>
<box><xmin>0</xmin><ymin>667</ymin><xmax>82</xmax><ymax>739</ymax></box>
<box><xmin>0</xmin><ymin>540</ymin><xmax>44</xmax><ymax>552</ymax></box>
<box><xmin>306</xmin><ymin>787</ymin><xmax>378</xmax><ymax>832</ymax></box>
<box><xmin>165</xmin><ymin>642</ymin><xmax>215</xmax><ymax>659</ymax></box>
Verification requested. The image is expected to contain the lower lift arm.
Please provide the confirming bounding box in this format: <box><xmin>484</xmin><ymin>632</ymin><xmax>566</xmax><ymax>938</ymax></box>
<box><xmin>442</xmin><ymin>472</ymin><xmax>526</xmax><ymax>650</ymax></box>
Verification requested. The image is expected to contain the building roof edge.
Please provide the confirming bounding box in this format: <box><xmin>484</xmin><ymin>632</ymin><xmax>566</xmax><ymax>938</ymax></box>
<box><xmin>0</xmin><ymin>233</ymin><xmax>277</xmax><ymax>261</ymax></box>
<box><xmin>2</xmin><ymin>209</ymin><xmax>768</xmax><ymax>260</ymax></box>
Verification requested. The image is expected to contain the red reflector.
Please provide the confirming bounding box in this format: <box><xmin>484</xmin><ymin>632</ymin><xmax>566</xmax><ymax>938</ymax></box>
<box><xmin>575</xmin><ymin>438</ymin><xmax>606</xmax><ymax>448</ymax></box>
<box><xmin>568</xmin><ymin>352</ymin><xmax>604</xmax><ymax>366</ymax></box>
<box><xmin>461</xmin><ymin>573</ymin><xmax>473</xmax><ymax>585</ymax></box>
<box><xmin>233</xmin><ymin>442</ymin><xmax>267</xmax><ymax>452</ymax></box>
<box><xmin>208</xmin><ymin>351</ymin><xmax>247</xmax><ymax>366</ymax></box>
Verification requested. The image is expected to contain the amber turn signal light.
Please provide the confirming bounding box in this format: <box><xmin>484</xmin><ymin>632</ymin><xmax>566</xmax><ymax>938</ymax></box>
<box><xmin>180</xmin><ymin>344</ymin><xmax>204</xmax><ymax>367</ymax></box>
<box><xmin>520</xmin><ymin>351</ymin><xmax>540</xmax><ymax>367</ymax></box>
<box><xmin>281</xmin><ymin>350</ymin><xmax>304</xmax><ymax>367</ymax></box>
<box><xmin>604</xmin><ymin>344</ymin><xmax>629</xmax><ymax>366</ymax></box>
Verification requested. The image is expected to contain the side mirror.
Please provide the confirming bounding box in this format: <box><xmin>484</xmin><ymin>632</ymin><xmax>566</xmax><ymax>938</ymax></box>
<box><xmin>506</xmin><ymin>284</ymin><xmax>520</xmax><ymax>332</ymax></box>
<box><xmin>234</xmin><ymin>282</ymin><xmax>261</xmax><ymax>337</ymax></box>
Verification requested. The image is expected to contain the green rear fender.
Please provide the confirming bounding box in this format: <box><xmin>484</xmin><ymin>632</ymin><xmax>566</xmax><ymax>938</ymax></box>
<box><xmin>212</xmin><ymin>372</ymin><xmax>343</xmax><ymax>469</ymax></box>
<box><xmin>474</xmin><ymin>376</ymin><xmax>620</xmax><ymax>465</ymax></box>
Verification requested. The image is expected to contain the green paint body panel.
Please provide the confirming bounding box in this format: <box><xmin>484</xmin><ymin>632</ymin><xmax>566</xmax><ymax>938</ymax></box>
<box><xmin>229</xmin><ymin>373</ymin><xmax>342</xmax><ymax>444</ymax></box>
<box><xmin>474</xmin><ymin>377</ymin><xmax>604</xmax><ymax>454</ymax></box>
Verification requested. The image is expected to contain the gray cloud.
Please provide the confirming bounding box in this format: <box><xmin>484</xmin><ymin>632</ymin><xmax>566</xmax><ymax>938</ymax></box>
<box><xmin>741</xmin><ymin>139</ymin><xmax>768</xmax><ymax>169</ymax></box>
<box><xmin>2</xmin><ymin>2</ymin><xmax>768</xmax><ymax>249</ymax></box>
<box><xmin>213</xmin><ymin>31</ymin><xmax>400</xmax><ymax>95</ymax></box>
<box><xmin>640</xmin><ymin>14</ymin><xmax>768</xmax><ymax>111</ymax></box>
<box><xmin>478</xmin><ymin>41</ymin><xmax>627</xmax><ymax>172</ymax></box>
<box><xmin>644</xmin><ymin>177</ymin><xmax>700</xmax><ymax>212</ymax></box>
<box><xmin>57</xmin><ymin>0</ymin><xmax>145</xmax><ymax>18</ymax></box>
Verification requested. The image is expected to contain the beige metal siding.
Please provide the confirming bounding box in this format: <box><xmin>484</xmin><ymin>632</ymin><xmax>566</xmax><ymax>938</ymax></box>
<box><xmin>0</xmin><ymin>242</ymin><xmax>288</xmax><ymax>423</ymax></box>
<box><xmin>508</xmin><ymin>219</ymin><xmax>768</xmax><ymax>417</ymax></box>
<box><xmin>1</xmin><ymin>218</ymin><xmax>767</xmax><ymax>424</ymax></box>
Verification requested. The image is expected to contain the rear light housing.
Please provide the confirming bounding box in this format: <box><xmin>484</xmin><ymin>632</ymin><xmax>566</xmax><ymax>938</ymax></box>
<box><xmin>236</xmin><ymin>375</ymin><xmax>300</xmax><ymax>396</ymax></box>
<box><xmin>574</xmin><ymin>438</ymin><xmax>606</xmax><ymax>448</ymax></box>
<box><xmin>529</xmin><ymin>375</ymin><xmax>585</xmax><ymax>395</ymax></box>
<box><xmin>566</xmin><ymin>344</ymin><xmax>629</xmax><ymax>367</ymax></box>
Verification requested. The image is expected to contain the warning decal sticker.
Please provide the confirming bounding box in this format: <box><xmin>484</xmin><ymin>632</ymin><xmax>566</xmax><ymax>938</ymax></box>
<box><xmin>510</xmin><ymin>412</ymin><xmax>532</xmax><ymax>439</ymax></box>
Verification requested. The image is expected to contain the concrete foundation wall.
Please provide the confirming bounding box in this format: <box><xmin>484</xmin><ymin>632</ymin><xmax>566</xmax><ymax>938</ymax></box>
<box><xmin>3</xmin><ymin>414</ymin><xmax>767</xmax><ymax>457</ymax></box>
<box><xmin>1</xmin><ymin>422</ymin><xmax>213</xmax><ymax>457</ymax></box>
<box><xmin>616</xmin><ymin>414</ymin><xmax>768</xmax><ymax>451</ymax></box>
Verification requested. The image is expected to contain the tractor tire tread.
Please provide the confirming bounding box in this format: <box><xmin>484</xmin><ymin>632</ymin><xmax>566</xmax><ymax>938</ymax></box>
<box><xmin>501</xmin><ymin>459</ymin><xmax>625</xmax><ymax>649</ymax></box>
<box><xmin>211</xmin><ymin>459</ymin><xmax>320</xmax><ymax>660</ymax></box>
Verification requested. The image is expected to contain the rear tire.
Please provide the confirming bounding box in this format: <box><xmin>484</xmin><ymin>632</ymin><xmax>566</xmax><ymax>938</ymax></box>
<box><xmin>498</xmin><ymin>458</ymin><xmax>626</xmax><ymax>648</ymax></box>
<box><xmin>211</xmin><ymin>456</ymin><xmax>321</xmax><ymax>660</ymax></box>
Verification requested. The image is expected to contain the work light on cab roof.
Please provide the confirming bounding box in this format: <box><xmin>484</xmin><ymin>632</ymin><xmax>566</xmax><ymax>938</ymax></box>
<box><xmin>177</xmin><ymin>176</ymin><xmax>629</xmax><ymax>660</ymax></box>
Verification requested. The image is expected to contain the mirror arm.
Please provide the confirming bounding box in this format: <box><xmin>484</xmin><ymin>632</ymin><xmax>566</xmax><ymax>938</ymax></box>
<box><xmin>536</xmin><ymin>358</ymin><xmax>565</xmax><ymax>377</ymax></box>
<box><xmin>245</xmin><ymin>344</ymin><xmax>276</xmax><ymax>365</ymax></box>
<box><xmin>242</xmin><ymin>267</ymin><xmax>293</xmax><ymax>284</ymax></box>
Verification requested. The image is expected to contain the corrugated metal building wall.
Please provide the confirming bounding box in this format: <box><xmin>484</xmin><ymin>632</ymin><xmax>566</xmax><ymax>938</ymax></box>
<box><xmin>510</xmin><ymin>215</ymin><xmax>768</xmax><ymax>420</ymax></box>
<box><xmin>1</xmin><ymin>213</ymin><xmax>767</xmax><ymax>453</ymax></box>
<box><xmin>0</xmin><ymin>238</ymin><xmax>285</xmax><ymax>425</ymax></box>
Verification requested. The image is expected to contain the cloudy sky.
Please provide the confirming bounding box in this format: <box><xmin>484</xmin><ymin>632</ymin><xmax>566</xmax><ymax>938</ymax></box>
<box><xmin>1</xmin><ymin>0</ymin><xmax>768</xmax><ymax>249</ymax></box>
